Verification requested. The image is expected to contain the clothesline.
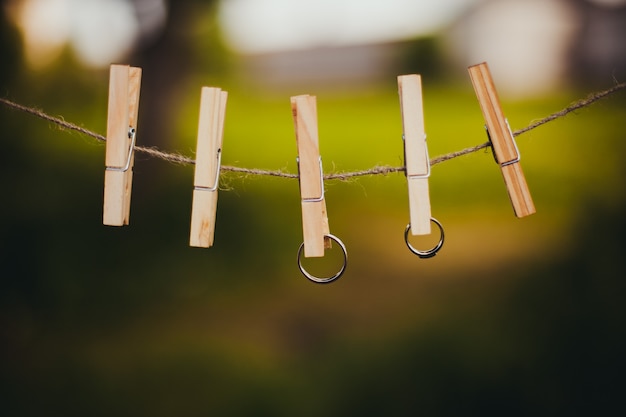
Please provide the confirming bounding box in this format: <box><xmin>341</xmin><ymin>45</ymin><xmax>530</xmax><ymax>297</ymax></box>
<box><xmin>1</xmin><ymin>81</ymin><xmax>625</xmax><ymax>180</ymax></box>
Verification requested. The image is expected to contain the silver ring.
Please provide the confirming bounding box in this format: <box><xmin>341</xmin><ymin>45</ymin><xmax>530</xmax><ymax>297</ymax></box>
<box><xmin>297</xmin><ymin>234</ymin><xmax>347</xmax><ymax>284</ymax></box>
<box><xmin>404</xmin><ymin>218</ymin><xmax>444</xmax><ymax>258</ymax></box>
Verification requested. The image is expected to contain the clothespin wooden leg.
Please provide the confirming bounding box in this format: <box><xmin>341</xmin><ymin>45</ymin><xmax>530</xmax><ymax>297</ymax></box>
<box><xmin>398</xmin><ymin>74</ymin><xmax>431</xmax><ymax>235</ymax></box>
<box><xmin>291</xmin><ymin>94</ymin><xmax>331</xmax><ymax>258</ymax></box>
<box><xmin>190</xmin><ymin>87</ymin><xmax>228</xmax><ymax>248</ymax></box>
<box><xmin>468</xmin><ymin>62</ymin><xmax>536</xmax><ymax>218</ymax></box>
<box><xmin>103</xmin><ymin>64</ymin><xmax>142</xmax><ymax>226</ymax></box>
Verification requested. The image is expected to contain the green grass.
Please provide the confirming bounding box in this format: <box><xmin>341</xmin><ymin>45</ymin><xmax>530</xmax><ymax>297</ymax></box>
<box><xmin>4</xmin><ymin>73</ymin><xmax>626</xmax><ymax>416</ymax></box>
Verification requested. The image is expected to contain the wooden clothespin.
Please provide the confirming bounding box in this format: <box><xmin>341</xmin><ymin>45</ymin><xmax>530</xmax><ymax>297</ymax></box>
<box><xmin>398</xmin><ymin>74</ymin><xmax>431</xmax><ymax>235</ymax></box>
<box><xmin>189</xmin><ymin>87</ymin><xmax>228</xmax><ymax>248</ymax></box>
<box><xmin>103</xmin><ymin>64</ymin><xmax>142</xmax><ymax>226</ymax></box>
<box><xmin>468</xmin><ymin>62</ymin><xmax>536</xmax><ymax>218</ymax></box>
<box><xmin>291</xmin><ymin>94</ymin><xmax>332</xmax><ymax>258</ymax></box>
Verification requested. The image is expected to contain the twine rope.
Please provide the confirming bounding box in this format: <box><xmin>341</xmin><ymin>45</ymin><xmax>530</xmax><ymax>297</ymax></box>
<box><xmin>1</xmin><ymin>82</ymin><xmax>625</xmax><ymax>180</ymax></box>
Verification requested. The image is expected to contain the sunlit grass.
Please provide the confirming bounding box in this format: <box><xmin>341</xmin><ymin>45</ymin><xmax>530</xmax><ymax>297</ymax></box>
<box><xmin>5</xmin><ymin>68</ymin><xmax>625</xmax><ymax>416</ymax></box>
<box><xmin>179</xmin><ymin>79</ymin><xmax>625</xmax><ymax>214</ymax></box>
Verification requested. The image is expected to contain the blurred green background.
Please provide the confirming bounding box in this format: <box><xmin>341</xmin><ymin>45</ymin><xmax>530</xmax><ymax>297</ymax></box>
<box><xmin>2</xmin><ymin>1</ymin><xmax>626</xmax><ymax>416</ymax></box>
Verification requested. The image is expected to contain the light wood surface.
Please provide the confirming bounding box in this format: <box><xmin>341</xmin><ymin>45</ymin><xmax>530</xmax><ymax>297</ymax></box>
<box><xmin>291</xmin><ymin>95</ymin><xmax>331</xmax><ymax>257</ymax></box>
<box><xmin>398</xmin><ymin>74</ymin><xmax>432</xmax><ymax>235</ymax></box>
<box><xmin>190</xmin><ymin>87</ymin><xmax>228</xmax><ymax>248</ymax></box>
<box><xmin>103</xmin><ymin>65</ymin><xmax>142</xmax><ymax>226</ymax></box>
<box><xmin>468</xmin><ymin>62</ymin><xmax>535</xmax><ymax>218</ymax></box>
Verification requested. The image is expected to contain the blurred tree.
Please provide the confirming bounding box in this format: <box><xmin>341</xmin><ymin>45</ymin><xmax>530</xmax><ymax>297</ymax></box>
<box><xmin>398</xmin><ymin>36</ymin><xmax>446</xmax><ymax>81</ymax></box>
<box><xmin>0</xmin><ymin>0</ymin><xmax>22</xmax><ymax>88</ymax></box>
<box><xmin>569</xmin><ymin>0</ymin><xmax>626</xmax><ymax>87</ymax></box>
<box><xmin>129</xmin><ymin>0</ymin><xmax>225</xmax><ymax>149</ymax></box>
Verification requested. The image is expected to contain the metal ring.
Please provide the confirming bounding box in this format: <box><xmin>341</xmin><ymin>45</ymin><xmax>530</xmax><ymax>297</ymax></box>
<box><xmin>404</xmin><ymin>218</ymin><xmax>445</xmax><ymax>258</ymax></box>
<box><xmin>297</xmin><ymin>234</ymin><xmax>348</xmax><ymax>284</ymax></box>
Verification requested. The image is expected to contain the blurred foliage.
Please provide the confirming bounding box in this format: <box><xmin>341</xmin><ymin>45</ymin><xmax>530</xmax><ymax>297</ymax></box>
<box><xmin>397</xmin><ymin>36</ymin><xmax>447</xmax><ymax>80</ymax></box>
<box><xmin>2</xmin><ymin>1</ymin><xmax>626</xmax><ymax>416</ymax></box>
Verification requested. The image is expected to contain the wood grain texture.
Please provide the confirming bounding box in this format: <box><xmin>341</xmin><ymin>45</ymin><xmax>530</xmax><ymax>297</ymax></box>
<box><xmin>398</xmin><ymin>74</ymin><xmax>431</xmax><ymax>234</ymax></box>
<box><xmin>501</xmin><ymin>163</ymin><xmax>536</xmax><ymax>218</ymax></box>
<box><xmin>103</xmin><ymin>65</ymin><xmax>142</xmax><ymax>226</ymax></box>
<box><xmin>468</xmin><ymin>62</ymin><xmax>535</xmax><ymax>218</ymax></box>
<box><xmin>105</xmin><ymin>66</ymin><xmax>130</xmax><ymax>168</ymax></box>
<box><xmin>190</xmin><ymin>189</ymin><xmax>219</xmax><ymax>247</ymax></box>
<box><xmin>122</xmin><ymin>67</ymin><xmax>141</xmax><ymax>223</ymax></box>
<box><xmin>291</xmin><ymin>95</ymin><xmax>330</xmax><ymax>257</ymax></box>
<box><xmin>190</xmin><ymin>88</ymin><xmax>228</xmax><ymax>248</ymax></box>
<box><xmin>468</xmin><ymin>63</ymin><xmax>517</xmax><ymax>163</ymax></box>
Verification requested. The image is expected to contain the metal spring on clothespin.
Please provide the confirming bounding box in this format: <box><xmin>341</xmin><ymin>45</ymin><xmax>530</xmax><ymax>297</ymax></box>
<box><xmin>468</xmin><ymin>62</ymin><xmax>535</xmax><ymax>218</ymax></box>
<box><xmin>291</xmin><ymin>94</ymin><xmax>348</xmax><ymax>283</ymax></box>
<box><xmin>398</xmin><ymin>74</ymin><xmax>445</xmax><ymax>258</ymax></box>
<box><xmin>189</xmin><ymin>87</ymin><xmax>228</xmax><ymax>248</ymax></box>
<box><xmin>103</xmin><ymin>64</ymin><xmax>142</xmax><ymax>227</ymax></box>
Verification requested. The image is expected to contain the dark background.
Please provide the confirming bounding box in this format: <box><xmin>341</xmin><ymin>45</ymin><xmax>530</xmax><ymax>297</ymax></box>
<box><xmin>2</xmin><ymin>0</ymin><xmax>626</xmax><ymax>415</ymax></box>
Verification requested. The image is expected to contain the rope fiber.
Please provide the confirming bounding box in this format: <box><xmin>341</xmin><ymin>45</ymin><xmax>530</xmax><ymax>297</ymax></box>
<box><xmin>1</xmin><ymin>82</ymin><xmax>625</xmax><ymax>180</ymax></box>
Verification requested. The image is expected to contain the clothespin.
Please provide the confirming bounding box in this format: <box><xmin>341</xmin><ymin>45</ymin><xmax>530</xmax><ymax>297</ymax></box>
<box><xmin>398</xmin><ymin>74</ymin><xmax>445</xmax><ymax>258</ymax></box>
<box><xmin>103</xmin><ymin>64</ymin><xmax>142</xmax><ymax>226</ymax></box>
<box><xmin>398</xmin><ymin>74</ymin><xmax>431</xmax><ymax>235</ymax></box>
<box><xmin>189</xmin><ymin>87</ymin><xmax>228</xmax><ymax>248</ymax></box>
<box><xmin>291</xmin><ymin>95</ymin><xmax>348</xmax><ymax>283</ymax></box>
<box><xmin>291</xmin><ymin>94</ymin><xmax>332</xmax><ymax>258</ymax></box>
<box><xmin>468</xmin><ymin>62</ymin><xmax>536</xmax><ymax>218</ymax></box>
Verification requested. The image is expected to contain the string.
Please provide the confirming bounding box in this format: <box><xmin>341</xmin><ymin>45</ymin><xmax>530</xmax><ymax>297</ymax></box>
<box><xmin>1</xmin><ymin>81</ymin><xmax>625</xmax><ymax>180</ymax></box>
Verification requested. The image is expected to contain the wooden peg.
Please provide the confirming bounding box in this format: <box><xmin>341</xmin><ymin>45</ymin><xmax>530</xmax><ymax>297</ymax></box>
<box><xmin>398</xmin><ymin>74</ymin><xmax>432</xmax><ymax>235</ymax></box>
<box><xmin>103</xmin><ymin>64</ymin><xmax>142</xmax><ymax>226</ymax></box>
<box><xmin>468</xmin><ymin>62</ymin><xmax>536</xmax><ymax>218</ymax></box>
<box><xmin>190</xmin><ymin>87</ymin><xmax>228</xmax><ymax>248</ymax></box>
<box><xmin>291</xmin><ymin>94</ymin><xmax>331</xmax><ymax>258</ymax></box>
